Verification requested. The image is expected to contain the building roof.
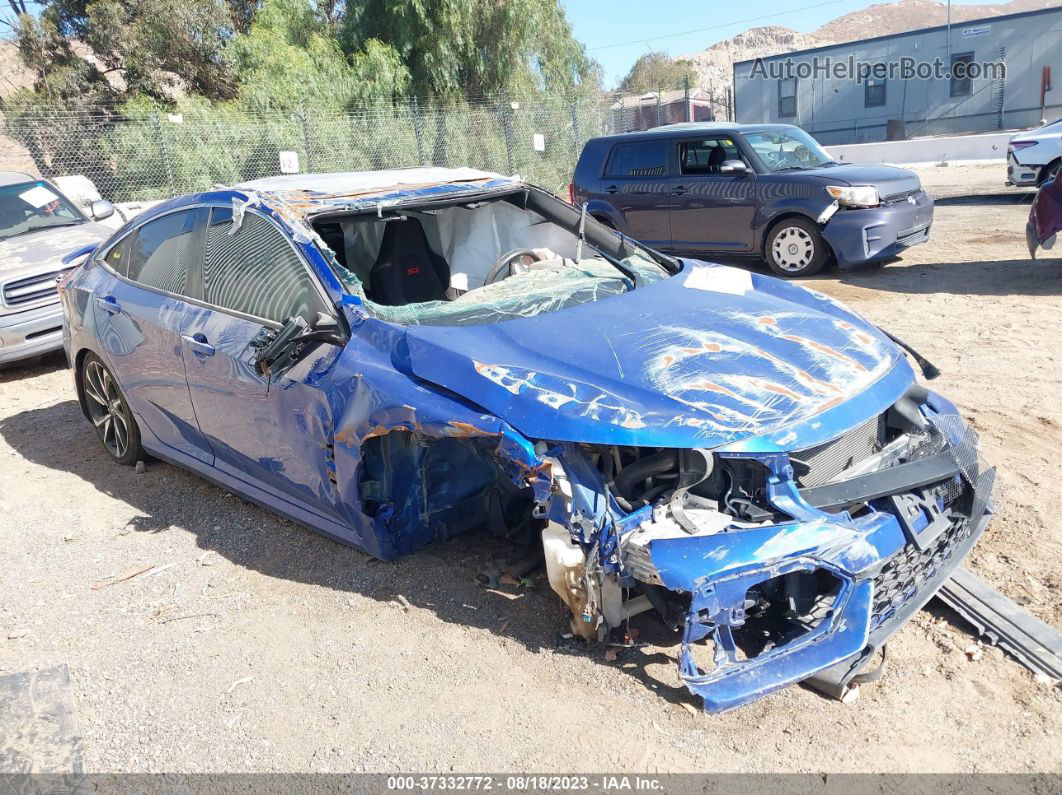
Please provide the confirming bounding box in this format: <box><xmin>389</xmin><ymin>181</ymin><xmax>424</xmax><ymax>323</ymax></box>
<box><xmin>610</xmin><ymin>89</ymin><xmax>710</xmax><ymax>109</ymax></box>
<box><xmin>733</xmin><ymin>5</ymin><xmax>1062</xmax><ymax>66</ymax></box>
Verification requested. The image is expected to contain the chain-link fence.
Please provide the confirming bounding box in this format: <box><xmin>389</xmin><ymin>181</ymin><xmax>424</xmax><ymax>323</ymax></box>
<box><xmin>0</xmin><ymin>92</ymin><xmax>713</xmax><ymax>204</ymax></box>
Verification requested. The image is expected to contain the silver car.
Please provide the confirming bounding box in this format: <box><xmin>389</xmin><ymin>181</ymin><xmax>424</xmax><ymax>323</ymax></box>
<box><xmin>0</xmin><ymin>171</ymin><xmax>115</xmax><ymax>365</ymax></box>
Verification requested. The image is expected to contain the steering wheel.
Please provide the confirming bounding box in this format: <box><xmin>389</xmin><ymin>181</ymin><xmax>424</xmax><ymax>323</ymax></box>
<box><xmin>761</xmin><ymin>150</ymin><xmax>785</xmax><ymax>168</ymax></box>
<box><xmin>482</xmin><ymin>248</ymin><xmax>542</xmax><ymax>286</ymax></box>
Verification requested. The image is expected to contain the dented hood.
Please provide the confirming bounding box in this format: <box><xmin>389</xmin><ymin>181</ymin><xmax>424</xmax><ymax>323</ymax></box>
<box><xmin>403</xmin><ymin>264</ymin><xmax>910</xmax><ymax>449</ymax></box>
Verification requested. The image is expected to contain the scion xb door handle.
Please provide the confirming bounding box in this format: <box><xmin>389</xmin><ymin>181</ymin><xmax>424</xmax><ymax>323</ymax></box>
<box><xmin>672</xmin><ymin>185</ymin><xmax>689</xmax><ymax>195</ymax></box>
<box><xmin>94</xmin><ymin>295</ymin><xmax>121</xmax><ymax>314</ymax></box>
<box><xmin>181</xmin><ymin>333</ymin><xmax>215</xmax><ymax>356</ymax></box>
<box><xmin>605</xmin><ymin>184</ymin><xmax>619</xmax><ymax>194</ymax></box>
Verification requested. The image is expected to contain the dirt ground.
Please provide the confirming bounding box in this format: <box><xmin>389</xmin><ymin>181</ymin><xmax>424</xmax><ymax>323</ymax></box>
<box><xmin>0</xmin><ymin>161</ymin><xmax>1059</xmax><ymax>774</ymax></box>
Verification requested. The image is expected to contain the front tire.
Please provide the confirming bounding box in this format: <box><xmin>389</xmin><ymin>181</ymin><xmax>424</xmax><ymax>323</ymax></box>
<box><xmin>1039</xmin><ymin>159</ymin><xmax>1061</xmax><ymax>186</ymax></box>
<box><xmin>765</xmin><ymin>217</ymin><xmax>828</xmax><ymax>277</ymax></box>
<box><xmin>80</xmin><ymin>353</ymin><xmax>143</xmax><ymax>465</ymax></box>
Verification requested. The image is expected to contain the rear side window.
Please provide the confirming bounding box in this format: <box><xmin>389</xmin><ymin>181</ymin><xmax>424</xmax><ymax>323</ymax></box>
<box><xmin>203</xmin><ymin>207</ymin><xmax>327</xmax><ymax>324</ymax></box>
<box><xmin>605</xmin><ymin>141</ymin><xmax>667</xmax><ymax>178</ymax></box>
<box><xmin>125</xmin><ymin>209</ymin><xmax>196</xmax><ymax>294</ymax></box>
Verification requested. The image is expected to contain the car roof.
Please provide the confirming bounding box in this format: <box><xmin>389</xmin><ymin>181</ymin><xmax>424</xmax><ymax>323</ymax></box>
<box><xmin>239</xmin><ymin>166</ymin><xmax>511</xmax><ymax>201</ymax></box>
<box><xmin>0</xmin><ymin>171</ymin><xmax>40</xmax><ymax>187</ymax></box>
<box><xmin>587</xmin><ymin>122</ymin><xmax>799</xmax><ymax>145</ymax></box>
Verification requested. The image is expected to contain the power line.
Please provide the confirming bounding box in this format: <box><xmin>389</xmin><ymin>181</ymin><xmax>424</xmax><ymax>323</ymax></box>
<box><xmin>587</xmin><ymin>0</ymin><xmax>852</xmax><ymax>51</ymax></box>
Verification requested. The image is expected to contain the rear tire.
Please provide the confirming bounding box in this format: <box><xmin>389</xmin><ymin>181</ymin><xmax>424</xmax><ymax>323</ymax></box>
<box><xmin>80</xmin><ymin>353</ymin><xmax>143</xmax><ymax>465</ymax></box>
<box><xmin>764</xmin><ymin>217</ymin><xmax>828</xmax><ymax>277</ymax></box>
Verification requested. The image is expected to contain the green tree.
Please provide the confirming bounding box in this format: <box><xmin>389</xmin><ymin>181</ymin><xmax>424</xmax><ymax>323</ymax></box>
<box><xmin>617</xmin><ymin>52</ymin><xmax>698</xmax><ymax>94</ymax></box>
<box><xmin>15</xmin><ymin>0</ymin><xmax>238</xmax><ymax>102</ymax></box>
<box><xmin>228</xmin><ymin>0</ymin><xmax>410</xmax><ymax>111</ymax></box>
<box><xmin>339</xmin><ymin>0</ymin><xmax>600</xmax><ymax>102</ymax></box>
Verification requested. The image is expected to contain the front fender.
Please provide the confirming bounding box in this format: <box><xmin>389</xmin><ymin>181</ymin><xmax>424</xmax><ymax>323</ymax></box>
<box><xmin>754</xmin><ymin>196</ymin><xmax>834</xmax><ymax>249</ymax></box>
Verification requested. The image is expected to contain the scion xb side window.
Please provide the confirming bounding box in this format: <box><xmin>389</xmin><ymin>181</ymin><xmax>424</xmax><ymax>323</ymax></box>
<box><xmin>124</xmin><ymin>210</ymin><xmax>196</xmax><ymax>294</ymax></box>
<box><xmin>204</xmin><ymin>207</ymin><xmax>328</xmax><ymax>325</ymax></box>
<box><xmin>679</xmin><ymin>138</ymin><xmax>743</xmax><ymax>175</ymax></box>
<box><xmin>604</xmin><ymin>141</ymin><xmax>667</xmax><ymax>177</ymax></box>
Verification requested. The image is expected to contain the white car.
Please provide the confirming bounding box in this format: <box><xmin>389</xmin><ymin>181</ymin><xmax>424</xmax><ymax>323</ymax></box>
<box><xmin>1007</xmin><ymin>119</ymin><xmax>1062</xmax><ymax>187</ymax></box>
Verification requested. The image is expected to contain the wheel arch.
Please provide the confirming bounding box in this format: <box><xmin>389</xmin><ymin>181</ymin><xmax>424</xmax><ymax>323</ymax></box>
<box><xmin>760</xmin><ymin>211</ymin><xmax>832</xmax><ymax>257</ymax></box>
<box><xmin>1039</xmin><ymin>157</ymin><xmax>1061</xmax><ymax>185</ymax></box>
<box><xmin>72</xmin><ymin>347</ymin><xmax>94</xmax><ymax>420</ymax></box>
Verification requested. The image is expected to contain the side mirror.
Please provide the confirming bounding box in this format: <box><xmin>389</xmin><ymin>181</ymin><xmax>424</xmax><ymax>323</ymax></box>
<box><xmin>90</xmin><ymin>200</ymin><xmax>115</xmax><ymax>221</ymax></box>
<box><xmin>720</xmin><ymin>160</ymin><xmax>748</xmax><ymax>175</ymax></box>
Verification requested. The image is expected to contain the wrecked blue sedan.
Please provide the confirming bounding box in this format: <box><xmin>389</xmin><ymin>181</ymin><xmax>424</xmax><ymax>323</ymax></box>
<box><xmin>60</xmin><ymin>167</ymin><xmax>993</xmax><ymax>712</ymax></box>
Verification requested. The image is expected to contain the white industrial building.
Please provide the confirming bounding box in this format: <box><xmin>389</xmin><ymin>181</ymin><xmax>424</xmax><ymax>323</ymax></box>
<box><xmin>732</xmin><ymin>6</ymin><xmax>1062</xmax><ymax>144</ymax></box>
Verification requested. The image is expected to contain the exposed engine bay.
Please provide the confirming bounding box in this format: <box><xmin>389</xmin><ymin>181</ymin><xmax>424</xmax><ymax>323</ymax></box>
<box><xmin>529</xmin><ymin>385</ymin><xmax>994</xmax><ymax>710</ymax></box>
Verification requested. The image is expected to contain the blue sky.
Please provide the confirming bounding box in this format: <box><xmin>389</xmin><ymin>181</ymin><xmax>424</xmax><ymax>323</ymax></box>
<box><xmin>560</xmin><ymin>0</ymin><xmax>1009</xmax><ymax>88</ymax></box>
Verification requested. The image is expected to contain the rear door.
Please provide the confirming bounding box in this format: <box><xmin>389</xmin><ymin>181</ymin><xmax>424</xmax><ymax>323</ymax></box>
<box><xmin>668</xmin><ymin>136</ymin><xmax>757</xmax><ymax>253</ymax></box>
<box><xmin>594</xmin><ymin>139</ymin><xmax>671</xmax><ymax>247</ymax></box>
<box><xmin>92</xmin><ymin>207</ymin><xmax>215</xmax><ymax>464</ymax></box>
<box><xmin>181</xmin><ymin>205</ymin><xmax>344</xmax><ymax>520</ymax></box>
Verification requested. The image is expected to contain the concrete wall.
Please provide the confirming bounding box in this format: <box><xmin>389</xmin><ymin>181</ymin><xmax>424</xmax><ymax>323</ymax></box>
<box><xmin>734</xmin><ymin>7</ymin><xmax>1062</xmax><ymax>145</ymax></box>
<box><xmin>826</xmin><ymin>130</ymin><xmax>1012</xmax><ymax>164</ymax></box>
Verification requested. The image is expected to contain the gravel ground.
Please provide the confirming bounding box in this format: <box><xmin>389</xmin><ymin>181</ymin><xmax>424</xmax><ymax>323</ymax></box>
<box><xmin>0</xmin><ymin>162</ymin><xmax>1059</xmax><ymax>774</ymax></box>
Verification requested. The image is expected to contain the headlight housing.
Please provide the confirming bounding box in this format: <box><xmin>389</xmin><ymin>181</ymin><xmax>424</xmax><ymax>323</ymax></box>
<box><xmin>826</xmin><ymin>185</ymin><xmax>879</xmax><ymax>208</ymax></box>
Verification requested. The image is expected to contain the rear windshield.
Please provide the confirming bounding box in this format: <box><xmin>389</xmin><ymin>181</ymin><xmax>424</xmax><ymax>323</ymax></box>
<box><xmin>0</xmin><ymin>181</ymin><xmax>82</xmax><ymax>241</ymax></box>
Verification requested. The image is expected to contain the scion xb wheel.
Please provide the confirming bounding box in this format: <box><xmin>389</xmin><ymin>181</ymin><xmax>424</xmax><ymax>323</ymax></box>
<box><xmin>765</xmin><ymin>217</ymin><xmax>828</xmax><ymax>277</ymax></box>
<box><xmin>81</xmin><ymin>353</ymin><xmax>142</xmax><ymax>465</ymax></box>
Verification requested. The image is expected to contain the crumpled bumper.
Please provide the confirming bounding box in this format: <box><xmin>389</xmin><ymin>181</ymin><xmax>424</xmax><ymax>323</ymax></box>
<box><xmin>636</xmin><ymin>401</ymin><xmax>993</xmax><ymax>712</ymax></box>
<box><xmin>821</xmin><ymin>191</ymin><xmax>934</xmax><ymax>268</ymax></box>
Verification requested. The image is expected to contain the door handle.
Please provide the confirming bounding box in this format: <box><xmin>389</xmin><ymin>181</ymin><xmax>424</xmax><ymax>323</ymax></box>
<box><xmin>94</xmin><ymin>295</ymin><xmax>121</xmax><ymax>314</ymax></box>
<box><xmin>181</xmin><ymin>333</ymin><xmax>215</xmax><ymax>357</ymax></box>
<box><xmin>672</xmin><ymin>185</ymin><xmax>689</xmax><ymax>196</ymax></box>
<box><xmin>605</xmin><ymin>185</ymin><xmax>619</xmax><ymax>194</ymax></box>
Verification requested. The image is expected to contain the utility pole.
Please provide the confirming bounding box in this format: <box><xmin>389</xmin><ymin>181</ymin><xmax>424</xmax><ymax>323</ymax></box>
<box><xmin>946</xmin><ymin>0</ymin><xmax>952</xmax><ymax>61</ymax></box>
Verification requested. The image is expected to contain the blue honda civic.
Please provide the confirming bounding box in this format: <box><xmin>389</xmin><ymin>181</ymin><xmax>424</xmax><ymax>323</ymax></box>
<box><xmin>60</xmin><ymin>167</ymin><xmax>993</xmax><ymax>712</ymax></box>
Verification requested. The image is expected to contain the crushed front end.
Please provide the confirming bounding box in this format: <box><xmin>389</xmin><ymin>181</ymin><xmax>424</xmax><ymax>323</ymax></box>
<box><xmin>536</xmin><ymin>386</ymin><xmax>994</xmax><ymax>712</ymax></box>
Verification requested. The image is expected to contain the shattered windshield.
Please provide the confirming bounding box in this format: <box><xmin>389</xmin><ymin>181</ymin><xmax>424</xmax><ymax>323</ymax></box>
<box><xmin>312</xmin><ymin>193</ymin><xmax>672</xmax><ymax>326</ymax></box>
<box><xmin>741</xmin><ymin>129</ymin><xmax>836</xmax><ymax>173</ymax></box>
<box><xmin>0</xmin><ymin>181</ymin><xmax>83</xmax><ymax>241</ymax></box>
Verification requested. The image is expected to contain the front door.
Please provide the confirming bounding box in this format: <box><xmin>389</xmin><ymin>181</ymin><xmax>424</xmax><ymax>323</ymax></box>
<box><xmin>668</xmin><ymin>136</ymin><xmax>757</xmax><ymax>253</ymax></box>
<box><xmin>180</xmin><ymin>205</ymin><xmax>343</xmax><ymax>520</ymax></box>
<box><xmin>92</xmin><ymin>207</ymin><xmax>215</xmax><ymax>464</ymax></box>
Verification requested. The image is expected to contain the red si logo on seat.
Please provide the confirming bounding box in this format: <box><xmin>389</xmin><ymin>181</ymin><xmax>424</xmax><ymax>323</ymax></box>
<box><xmin>406</xmin><ymin>266</ymin><xmax>420</xmax><ymax>275</ymax></box>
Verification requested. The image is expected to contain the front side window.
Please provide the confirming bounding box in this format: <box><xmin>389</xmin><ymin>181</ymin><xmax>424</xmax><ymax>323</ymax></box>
<box><xmin>679</xmin><ymin>138</ymin><xmax>743</xmax><ymax>175</ymax></box>
<box><xmin>778</xmin><ymin>78</ymin><xmax>797</xmax><ymax>118</ymax></box>
<box><xmin>0</xmin><ymin>180</ymin><xmax>82</xmax><ymax>241</ymax></box>
<box><xmin>125</xmin><ymin>209</ymin><xmax>196</xmax><ymax>295</ymax></box>
<box><xmin>204</xmin><ymin>207</ymin><xmax>327</xmax><ymax>324</ymax></box>
<box><xmin>865</xmin><ymin>77</ymin><xmax>887</xmax><ymax>108</ymax></box>
<box><xmin>604</xmin><ymin>141</ymin><xmax>667</xmax><ymax>178</ymax></box>
<box><xmin>950</xmin><ymin>52</ymin><xmax>974</xmax><ymax>97</ymax></box>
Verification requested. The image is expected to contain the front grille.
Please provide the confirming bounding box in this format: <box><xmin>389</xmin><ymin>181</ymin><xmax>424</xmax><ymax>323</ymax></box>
<box><xmin>896</xmin><ymin>223</ymin><xmax>930</xmax><ymax>247</ymax></box>
<box><xmin>2</xmin><ymin>268</ymin><xmax>71</xmax><ymax>308</ymax></box>
<box><xmin>870</xmin><ymin>514</ymin><xmax>973</xmax><ymax>630</ymax></box>
<box><xmin>792</xmin><ymin>416</ymin><xmax>883</xmax><ymax>488</ymax></box>
<box><xmin>881</xmin><ymin>188</ymin><xmax>919</xmax><ymax>204</ymax></box>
